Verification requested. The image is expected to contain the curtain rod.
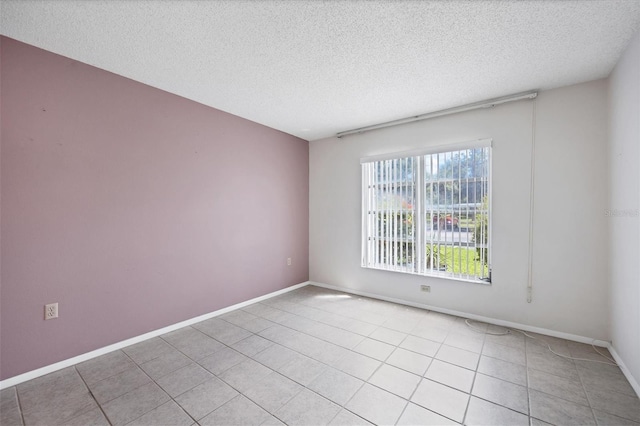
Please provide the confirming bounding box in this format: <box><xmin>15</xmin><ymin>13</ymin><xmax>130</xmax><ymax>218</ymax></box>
<box><xmin>336</xmin><ymin>90</ymin><xmax>538</xmax><ymax>138</ymax></box>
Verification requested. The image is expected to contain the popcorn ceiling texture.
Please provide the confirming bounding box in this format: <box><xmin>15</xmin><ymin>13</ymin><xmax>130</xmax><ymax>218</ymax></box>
<box><xmin>1</xmin><ymin>0</ymin><xmax>640</xmax><ymax>140</ymax></box>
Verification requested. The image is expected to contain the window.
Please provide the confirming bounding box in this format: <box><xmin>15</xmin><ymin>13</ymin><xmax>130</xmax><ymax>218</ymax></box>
<box><xmin>361</xmin><ymin>140</ymin><xmax>491</xmax><ymax>283</ymax></box>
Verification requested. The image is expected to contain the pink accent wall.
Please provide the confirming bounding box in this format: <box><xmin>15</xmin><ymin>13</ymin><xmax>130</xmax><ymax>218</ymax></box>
<box><xmin>0</xmin><ymin>37</ymin><xmax>309</xmax><ymax>380</ymax></box>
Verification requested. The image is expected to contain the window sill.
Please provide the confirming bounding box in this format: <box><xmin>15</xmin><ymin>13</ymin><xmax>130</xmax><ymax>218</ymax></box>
<box><xmin>362</xmin><ymin>265</ymin><xmax>491</xmax><ymax>285</ymax></box>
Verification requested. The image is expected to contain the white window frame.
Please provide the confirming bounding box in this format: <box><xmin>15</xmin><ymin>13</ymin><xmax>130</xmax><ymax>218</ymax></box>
<box><xmin>361</xmin><ymin>139</ymin><xmax>492</xmax><ymax>284</ymax></box>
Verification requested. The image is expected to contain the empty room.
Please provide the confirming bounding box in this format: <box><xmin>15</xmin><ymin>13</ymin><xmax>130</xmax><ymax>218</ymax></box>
<box><xmin>1</xmin><ymin>1</ymin><xmax>640</xmax><ymax>425</ymax></box>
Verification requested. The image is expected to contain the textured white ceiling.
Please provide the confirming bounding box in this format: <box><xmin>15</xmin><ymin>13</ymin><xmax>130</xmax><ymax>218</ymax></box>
<box><xmin>2</xmin><ymin>1</ymin><xmax>640</xmax><ymax>140</ymax></box>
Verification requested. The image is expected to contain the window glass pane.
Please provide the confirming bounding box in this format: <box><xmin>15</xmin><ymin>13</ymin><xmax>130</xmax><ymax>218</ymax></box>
<box><xmin>362</xmin><ymin>142</ymin><xmax>490</xmax><ymax>282</ymax></box>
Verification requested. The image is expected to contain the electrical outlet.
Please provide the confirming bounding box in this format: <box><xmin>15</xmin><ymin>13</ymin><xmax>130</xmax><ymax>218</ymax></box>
<box><xmin>287</xmin><ymin>257</ymin><xmax>292</xmax><ymax>266</ymax></box>
<box><xmin>45</xmin><ymin>303</ymin><xmax>58</xmax><ymax>320</ymax></box>
<box><xmin>420</xmin><ymin>285</ymin><xmax>431</xmax><ymax>293</ymax></box>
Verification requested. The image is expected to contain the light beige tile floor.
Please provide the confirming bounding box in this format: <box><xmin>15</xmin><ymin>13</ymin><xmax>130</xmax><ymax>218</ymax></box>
<box><xmin>1</xmin><ymin>285</ymin><xmax>639</xmax><ymax>425</ymax></box>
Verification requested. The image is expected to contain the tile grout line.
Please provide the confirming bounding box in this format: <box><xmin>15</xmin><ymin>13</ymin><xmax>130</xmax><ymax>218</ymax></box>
<box><xmin>12</xmin><ymin>287</ymin><xmax>640</xmax><ymax>426</ymax></box>
<box><xmin>95</xmin><ymin>345</ymin><xmax>197</xmax><ymax>426</ymax></box>
<box><xmin>338</xmin><ymin>380</ymin><xmax>368</xmax><ymax>423</ymax></box>
<box><xmin>465</xmin><ymin>323</ymin><xmax>536</xmax><ymax>423</ymax></box>
<box><xmin>232</xmin><ymin>304</ymin><xmax>402</xmax><ymax>385</ymax></box>
<box><xmin>575</xmin><ymin>358</ymin><xmax>600</xmax><ymax>426</ymax></box>
<box><xmin>459</xmin><ymin>320</ymin><xmax>484</xmax><ymax>425</ymax></box>
<box><xmin>254</xmin><ymin>294</ymin><xmax>424</xmax><ymax>424</ymax></box>
<box><xmin>525</xmin><ymin>335</ymin><xmax>597</xmax><ymax>424</ymax></box>
<box><xmin>267</xmin><ymin>370</ymin><xmax>305</xmax><ymax>421</ymax></box>
<box><xmin>394</xmin><ymin>328</ymin><xmax>436</xmax><ymax>426</ymax></box>
<box><xmin>16</xmin><ymin>298</ymin><xmax>464</xmax><ymax>424</ymax></box>
<box><xmin>409</xmin><ymin>317</ymin><xmax>463</xmax><ymax>424</ymax></box>
<box><xmin>163</xmin><ymin>340</ymin><xmax>257</xmax><ymax>425</ymax></box>
<box><xmin>261</xmin><ymin>294</ymin><xmax>405</xmax><ymax>340</ymax></box>
<box><xmin>108</xmin><ymin>349</ymin><xmax>170</xmax><ymax>425</ymax></box>
<box><xmin>264</xmin><ymin>296</ymin><xmax>624</xmax><ymax>426</ymax></box>
<box><xmin>164</xmin><ymin>345</ymin><xmax>228</xmax><ymax>423</ymax></box>
<box><xmin>73</xmin><ymin>365</ymin><xmax>114</xmax><ymax>426</ymax></box>
<box><xmin>13</xmin><ymin>386</ymin><xmax>27</xmax><ymax>426</ymax></box>
<box><xmin>524</xmin><ymin>329</ymin><xmax>532</xmax><ymax>425</ymax></box>
<box><xmin>196</xmin><ymin>316</ymin><xmax>371</xmax><ymax>423</ymax></box>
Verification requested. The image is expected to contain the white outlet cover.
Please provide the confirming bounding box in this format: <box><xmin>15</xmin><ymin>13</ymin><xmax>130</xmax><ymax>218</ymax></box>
<box><xmin>45</xmin><ymin>303</ymin><xmax>58</xmax><ymax>320</ymax></box>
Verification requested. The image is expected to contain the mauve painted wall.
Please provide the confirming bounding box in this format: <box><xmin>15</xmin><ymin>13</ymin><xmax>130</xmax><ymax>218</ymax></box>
<box><xmin>0</xmin><ymin>37</ymin><xmax>309</xmax><ymax>380</ymax></box>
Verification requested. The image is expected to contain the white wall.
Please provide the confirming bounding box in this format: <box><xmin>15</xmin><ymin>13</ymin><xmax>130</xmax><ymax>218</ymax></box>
<box><xmin>609</xmin><ymin>30</ymin><xmax>640</xmax><ymax>386</ymax></box>
<box><xmin>310</xmin><ymin>79</ymin><xmax>608</xmax><ymax>340</ymax></box>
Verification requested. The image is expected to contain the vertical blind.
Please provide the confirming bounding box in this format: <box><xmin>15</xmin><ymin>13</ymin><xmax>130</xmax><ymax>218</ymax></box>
<box><xmin>361</xmin><ymin>140</ymin><xmax>492</xmax><ymax>282</ymax></box>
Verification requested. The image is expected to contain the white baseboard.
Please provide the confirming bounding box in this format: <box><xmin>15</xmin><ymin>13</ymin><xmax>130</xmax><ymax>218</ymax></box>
<box><xmin>608</xmin><ymin>345</ymin><xmax>640</xmax><ymax>398</ymax></box>
<box><xmin>309</xmin><ymin>281</ymin><xmax>610</xmax><ymax>347</ymax></box>
<box><xmin>312</xmin><ymin>282</ymin><xmax>640</xmax><ymax>397</ymax></box>
<box><xmin>7</xmin><ymin>279</ymin><xmax>638</xmax><ymax>400</ymax></box>
<box><xmin>0</xmin><ymin>281</ymin><xmax>310</xmax><ymax>389</ymax></box>
<box><xmin>309</xmin><ymin>283</ymin><xmax>638</xmax><ymax>395</ymax></box>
